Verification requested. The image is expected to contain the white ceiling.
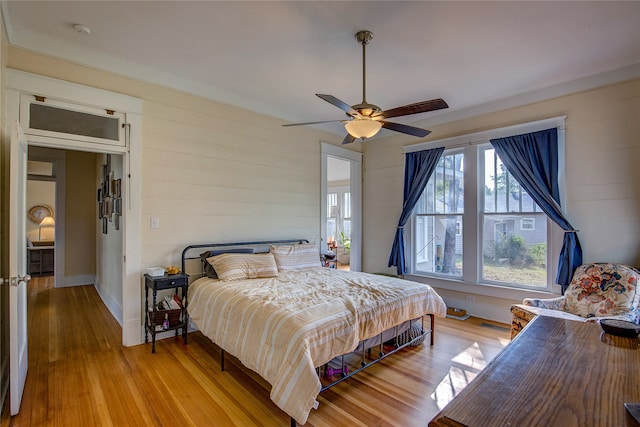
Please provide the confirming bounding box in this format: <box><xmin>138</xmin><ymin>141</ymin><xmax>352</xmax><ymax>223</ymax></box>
<box><xmin>3</xmin><ymin>1</ymin><xmax>640</xmax><ymax>138</ymax></box>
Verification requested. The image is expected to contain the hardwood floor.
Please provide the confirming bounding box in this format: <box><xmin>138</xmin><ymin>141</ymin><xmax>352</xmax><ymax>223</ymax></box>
<box><xmin>3</xmin><ymin>276</ymin><xmax>510</xmax><ymax>426</ymax></box>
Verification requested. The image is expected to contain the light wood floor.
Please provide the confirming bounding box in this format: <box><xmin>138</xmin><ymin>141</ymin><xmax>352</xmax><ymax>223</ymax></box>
<box><xmin>3</xmin><ymin>276</ymin><xmax>510</xmax><ymax>426</ymax></box>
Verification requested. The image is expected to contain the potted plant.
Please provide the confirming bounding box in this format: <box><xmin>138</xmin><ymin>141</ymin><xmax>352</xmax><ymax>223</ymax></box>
<box><xmin>337</xmin><ymin>231</ymin><xmax>350</xmax><ymax>265</ymax></box>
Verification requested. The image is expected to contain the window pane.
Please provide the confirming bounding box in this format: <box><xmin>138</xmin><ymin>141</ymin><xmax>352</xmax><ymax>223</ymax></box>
<box><xmin>343</xmin><ymin>192</ymin><xmax>351</xmax><ymax>218</ymax></box>
<box><xmin>343</xmin><ymin>220</ymin><xmax>351</xmax><ymax>240</ymax></box>
<box><xmin>482</xmin><ymin>213</ymin><xmax>547</xmax><ymax>288</ymax></box>
<box><xmin>30</xmin><ymin>103</ymin><xmax>120</xmax><ymax>141</ymax></box>
<box><xmin>327</xmin><ymin>219</ymin><xmax>337</xmax><ymax>242</ymax></box>
<box><xmin>520</xmin><ymin>190</ymin><xmax>535</xmax><ymax>212</ymax></box>
<box><xmin>484</xmin><ymin>150</ymin><xmax>496</xmax><ymax>213</ymax></box>
<box><xmin>414</xmin><ymin>215</ymin><xmax>462</xmax><ymax>277</ymax></box>
<box><xmin>433</xmin><ymin>152</ymin><xmax>464</xmax><ymax>214</ymax></box>
<box><xmin>327</xmin><ymin>193</ymin><xmax>337</xmax><ymax>217</ymax></box>
<box><xmin>484</xmin><ymin>148</ymin><xmax>542</xmax><ymax>214</ymax></box>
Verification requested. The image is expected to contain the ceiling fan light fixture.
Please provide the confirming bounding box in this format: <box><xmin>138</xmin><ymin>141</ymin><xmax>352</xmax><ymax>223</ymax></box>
<box><xmin>345</xmin><ymin>118</ymin><xmax>382</xmax><ymax>139</ymax></box>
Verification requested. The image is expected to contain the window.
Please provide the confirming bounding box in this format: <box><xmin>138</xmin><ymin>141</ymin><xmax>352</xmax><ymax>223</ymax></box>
<box><xmin>21</xmin><ymin>96</ymin><xmax>126</xmax><ymax>147</ymax></box>
<box><xmin>521</xmin><ymin>218</ymin><xmax>535</xmax><ymax>231</ymax></box>
<box><xmin>413</xmin><ymin>151</ymin><xmax>463</xmax><ymax>277</ymax></box>
<box><xmin>327</xmin><ymin>192</ymin><xmax>338</xmax><ymax>241</ymax></box>
<box><xmin>408</xmin><ymin>117</ymin><xmax>564</xmax><ymax>292</ymax></box>
<box><xmin>411</xmin><ymin>145</ymin><xmax>551</xmax><ymax>290</ymax></box>
<box><xmin>326</xmin><ymin>188</ymin><xmax>351</xmax><ymax>244</ymax></box>
<box><xmin>481</xmin><ymin>148</ymin><xmax>546</xmax><ymax>288</ymax></box>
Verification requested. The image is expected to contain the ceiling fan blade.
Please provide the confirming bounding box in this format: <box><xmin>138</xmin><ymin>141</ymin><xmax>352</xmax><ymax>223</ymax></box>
<box><xmin>381</xmin><ymin>121</ymin><xmax>431</xmax><ymax>138</ymax></box>
<box><xmin>316</xmin><ymin>94</ymin><xmax>358</xmax><ymax>116</ymax></box>
<box><xmin>341</xmin><ymin>134</ymin><xmax>356</xmax><ymax>145</ymax></box>
<box><xmin>282</xmin><ymin>119</ymin><xmax>344</xmax><ymax>127</ymax></box>
<box><xmin>381</xmin><ymin>98</ymin><xmax>449</xmax><ymax>119</ymax></box>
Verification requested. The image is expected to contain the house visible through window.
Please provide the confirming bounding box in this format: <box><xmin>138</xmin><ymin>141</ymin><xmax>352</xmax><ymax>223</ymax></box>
<box><xmin>408</xmin><ymin>116</ymin><xmax>564</xmax><ymax>292</ymax></box>
<box><xmin>413</xmin><ymin>150</ymin><xmax>463</xmax><ymax>277</ymax></box>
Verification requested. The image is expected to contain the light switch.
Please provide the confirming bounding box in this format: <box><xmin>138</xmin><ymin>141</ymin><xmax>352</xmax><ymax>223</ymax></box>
<box><xmin>150</xmin><ymin>217</ymin><xmax>160</xmax><ymax>229</ymax></box>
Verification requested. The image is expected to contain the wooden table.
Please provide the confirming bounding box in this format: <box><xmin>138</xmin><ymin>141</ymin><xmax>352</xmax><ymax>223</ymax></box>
<box><xmin>429</xmin><ymin>316</ymin><xmax>640</xmax><ymax>427</ymax></box>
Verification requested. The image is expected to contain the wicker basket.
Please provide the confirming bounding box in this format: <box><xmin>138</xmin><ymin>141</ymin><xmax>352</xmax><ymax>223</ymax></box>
<box><xmin>148</xmin><ymin>309</ymin><xmax>181</xmax><ymax>326</ymax></box>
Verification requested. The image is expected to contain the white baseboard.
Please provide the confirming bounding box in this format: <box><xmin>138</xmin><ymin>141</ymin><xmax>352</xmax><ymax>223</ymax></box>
<box><xmin>55</xmin><ymin>274</ymin><xmax>95</xmax><ymax>287</ymax></box>
<box><xmin>93</xmin><ymin>281</ymin><xmax>123</xmax><ymax>327</ymax></box>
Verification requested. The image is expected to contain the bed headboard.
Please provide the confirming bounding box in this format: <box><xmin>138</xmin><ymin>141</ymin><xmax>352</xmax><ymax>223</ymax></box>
<box><xmin>181</xmin><ymin>239</ymin><xmax>310</xmax><ymax>281</ymax></box>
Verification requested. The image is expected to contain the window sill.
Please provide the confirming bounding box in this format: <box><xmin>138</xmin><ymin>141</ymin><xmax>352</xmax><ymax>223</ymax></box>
<box><xmin>404</xmin><ymin>273</ymin><xmax>560</xmax><ymax>302</ymax></box>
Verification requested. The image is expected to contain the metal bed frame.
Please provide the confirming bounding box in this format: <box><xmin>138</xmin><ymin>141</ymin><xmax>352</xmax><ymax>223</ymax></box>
<box><xmin>181</xmin><ymin>239</ymin><xmax>435</xmax><ymax>427</ymax></box>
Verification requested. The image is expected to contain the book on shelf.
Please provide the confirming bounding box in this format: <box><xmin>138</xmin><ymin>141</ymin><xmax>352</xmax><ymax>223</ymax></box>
<box><xmin>164</xmin><ymin>295</ymin><xmax>181</xmax><ymax>310</ymax></box>
<box><xmin>173</xmin><ymin>293</ymin><xmax>183</xmax><ymax>308</ymax></box>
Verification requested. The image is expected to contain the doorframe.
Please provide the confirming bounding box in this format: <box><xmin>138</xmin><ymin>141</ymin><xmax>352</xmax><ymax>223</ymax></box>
<box><xmin>6</xmin><ymin>69</ymin><xmax>144</xmax><ymax>346</ymax></box>
<box><xmin>321</xmin><ymin>142</ymin><xmax>362</xmax><ymax>271</ymax></box>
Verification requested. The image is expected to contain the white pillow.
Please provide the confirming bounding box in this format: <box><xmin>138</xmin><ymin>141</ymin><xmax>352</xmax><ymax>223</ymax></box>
<box><xmin>207</xmin><ymin>253</ymin><xmax>279</xmax><ymax>282</ymax></box>
<box><xmin>270</xmin><ymin>243</ymin><xmax>321</xmax><ymax>271</ymax></box>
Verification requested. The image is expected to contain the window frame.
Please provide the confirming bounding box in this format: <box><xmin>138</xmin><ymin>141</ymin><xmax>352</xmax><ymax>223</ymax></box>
<box><xmin>520</xmin><ymin>218</ymin><xmax>535</xmax><ymax>231</ymax></box>
<box><xmin>404</xmin><ymin>116</ymin><xmax>566</xmax><ymax>297</ymax></box>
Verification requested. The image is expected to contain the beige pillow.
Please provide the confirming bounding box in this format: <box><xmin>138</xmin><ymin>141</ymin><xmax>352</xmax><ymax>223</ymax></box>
<box><xmin>207</xmin><ymin>253</ymin><xmax>279</xmax><ymax>282</ymax></box>
<box><xmin>270</xmin><ymin>243</ymin><xmax>321</xmax><ymax>271</ymax></box>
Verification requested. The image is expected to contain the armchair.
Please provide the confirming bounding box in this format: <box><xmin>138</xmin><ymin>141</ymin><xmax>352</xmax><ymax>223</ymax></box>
<box><xmin>510</xmin><ymin>263</ymin><xmax>640</xmax><ymax>339</ymax></box>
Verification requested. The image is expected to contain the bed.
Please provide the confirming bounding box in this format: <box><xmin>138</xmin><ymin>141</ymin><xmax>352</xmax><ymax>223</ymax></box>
<box><xmin>182</xmin><ymin>240</ymin><xmax>446</xmax><ymax>425</ymax></box>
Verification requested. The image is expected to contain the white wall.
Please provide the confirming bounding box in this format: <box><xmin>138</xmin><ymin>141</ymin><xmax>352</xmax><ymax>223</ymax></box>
<box><xmin>95</xmin><ymin>153</ymin><xmax>123</xmax><ymax>323</ymax></box>
<box><xmin>362</xmin><ymin>78</ymin><xmax>640</xmax><ymax>323</ymax></box>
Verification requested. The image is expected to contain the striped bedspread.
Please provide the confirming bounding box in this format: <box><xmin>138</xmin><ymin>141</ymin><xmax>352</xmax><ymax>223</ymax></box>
<box><xmin>188</xmin><ymin>268</ymin><xmax>446</xmax><ymax>424</ymax></box>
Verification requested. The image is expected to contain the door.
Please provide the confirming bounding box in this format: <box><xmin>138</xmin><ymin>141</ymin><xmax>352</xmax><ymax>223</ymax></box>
<box><xmin>9</xmin><ymin>121</ymin><xmax>30</xmax><ymax>415</ymax></box>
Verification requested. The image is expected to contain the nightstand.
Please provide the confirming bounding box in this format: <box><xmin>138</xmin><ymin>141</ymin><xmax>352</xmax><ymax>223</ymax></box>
<box><xmin>144</xmin><ymin>272</ymin><xmax>189</xmax><ymax>353</ymax></box>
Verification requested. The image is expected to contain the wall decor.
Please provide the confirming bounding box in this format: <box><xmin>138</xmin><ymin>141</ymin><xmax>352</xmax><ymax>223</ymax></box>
<box><xmin>97</xmin><ymin>154</ymin><xmax>122</xmax><ymax>234</ymax></box>
<box><xmin>28</xmin><ymin>204</ymin><xmax>54</xmax><ymax>224</ymax></box>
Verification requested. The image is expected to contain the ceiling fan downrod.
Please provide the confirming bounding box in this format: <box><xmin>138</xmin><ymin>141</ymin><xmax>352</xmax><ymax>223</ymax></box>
<box><xmin>355</xmin><ymin>30</ymin><xmax>373</xmax><ymax>104</ymax></box>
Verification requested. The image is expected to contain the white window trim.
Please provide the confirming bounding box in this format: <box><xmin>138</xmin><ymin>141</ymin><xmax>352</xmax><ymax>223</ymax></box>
<box><xmin>404</xmin><ymin>116</ymin><xmax>566</xmax><ymax>297</ymax></box>
<box><xmin>521</xmin><ymin>218</ymin><xmax>535</xmax><ymax>231</ymax></box>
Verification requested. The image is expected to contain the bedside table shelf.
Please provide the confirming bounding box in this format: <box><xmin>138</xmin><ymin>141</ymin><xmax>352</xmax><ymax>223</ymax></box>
<box><xmin>144</xmin><ymin>273</ymin><xmax>189</xmax><ymax>353</ymax></box>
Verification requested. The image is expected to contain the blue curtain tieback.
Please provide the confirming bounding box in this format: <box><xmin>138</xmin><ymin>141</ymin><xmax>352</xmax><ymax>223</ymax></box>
<box><xmin>396</xmin><ymin>226</ymin><xmax>404</xmax><ymax>229</ymax></box>
<box><xmin>564</xmin><ymin>229</ymin><xmax>579</xmax><ymax>233</ymax></box>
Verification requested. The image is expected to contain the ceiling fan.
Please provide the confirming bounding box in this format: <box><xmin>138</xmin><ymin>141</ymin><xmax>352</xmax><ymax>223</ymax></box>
<box><xmin>283</xmin><ymin>30</ymin><xmax>449</xmax><ymax>144</ymax></box>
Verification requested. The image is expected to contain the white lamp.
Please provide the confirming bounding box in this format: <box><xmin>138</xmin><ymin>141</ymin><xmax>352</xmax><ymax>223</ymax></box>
<box><xmin>344</xmin><ymin>118</ymin><xmax>382</xmax><ymax>139</ymax></box>
<box><xmin>39</xmin><ymin>216</ymin><xmax>55</xmax><ymax>241</ymax></box>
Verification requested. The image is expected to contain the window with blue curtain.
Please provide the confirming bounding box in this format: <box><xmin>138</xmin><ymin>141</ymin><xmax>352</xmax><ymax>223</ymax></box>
<box><xmin>404</xmin><ymin>117</ymin><xmax>573</xmax><ymax>293</ymax></box>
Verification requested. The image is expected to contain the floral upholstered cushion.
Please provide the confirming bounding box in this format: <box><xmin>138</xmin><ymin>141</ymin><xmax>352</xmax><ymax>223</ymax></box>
<box><xmin>523</xmin><ymin>296</ymin><xmax>566</xmax><ymax>311</ymax></box>
<box><xmin>564</xmin><ymin>263</ymin><xmax>639</xmax><ymax>319</ymax></box>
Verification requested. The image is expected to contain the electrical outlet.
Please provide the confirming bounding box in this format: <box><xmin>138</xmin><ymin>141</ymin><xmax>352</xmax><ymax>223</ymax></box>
<box><xmin>465</xmin><ymin>295</ymin><xmax>476</xmax><ymax>303</ymax></box>
<box><xmin>150</xmin><ymin>217</ymin><xmax>160</xmax><ymax>229</ymax></box>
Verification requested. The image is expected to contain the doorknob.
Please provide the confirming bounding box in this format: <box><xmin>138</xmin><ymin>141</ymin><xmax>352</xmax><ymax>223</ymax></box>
<box><xmin>10</xmin><ymin>274</ymin><xmax>31</xmax><ymax>286</ymax></box>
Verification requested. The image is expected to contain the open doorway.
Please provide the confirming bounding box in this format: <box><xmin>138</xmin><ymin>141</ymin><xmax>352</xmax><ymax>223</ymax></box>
<box><xmin>7</xmin><ymin>69</ymin><xmax>143</xmax><ymax>350</ymax></box>
<box><xmin>321</xmin><ymin>143</ymin><xmax>362</xmax><ymax>272</ymax></box>
<box><xmin>26</xmin><ymin>157</ymin><xmax>56</xmax><ymax>278</ymax></box>
<box><xmin>326</xmin><ymin>157</ymin><xmax>351</xmax><ymax>270</ymax></box>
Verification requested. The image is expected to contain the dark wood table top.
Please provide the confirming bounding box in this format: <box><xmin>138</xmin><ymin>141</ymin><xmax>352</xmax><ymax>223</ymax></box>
<box><xmin>429</xmin><ymin>315</ymin><xmax>640</xmax><ymax>427</ymax></box>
